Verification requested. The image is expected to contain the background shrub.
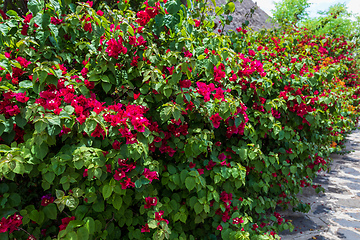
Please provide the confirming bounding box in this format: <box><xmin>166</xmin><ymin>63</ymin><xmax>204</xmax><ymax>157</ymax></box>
<box><xmin>0</xmin><ymin>0</ymin><xmax>358</xmax><ymax>239</ymax></box>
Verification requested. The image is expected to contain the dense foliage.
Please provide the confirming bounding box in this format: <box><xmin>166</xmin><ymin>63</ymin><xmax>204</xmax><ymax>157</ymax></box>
<box><xmin>0</xmin><ymin>0</ymin><xmax>359</xmax><ymax>239</ymax></box>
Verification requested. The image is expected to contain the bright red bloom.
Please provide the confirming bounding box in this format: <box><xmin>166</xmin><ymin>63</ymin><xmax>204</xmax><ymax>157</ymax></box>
<box><xmin>218</xmin><ymin>153</ymin><xmax>226</xmax><ymax>161</ymax></box>
<box><xmin>213</xmin><ymin>63</ymin><xmax>226</xmax><ymax>82</ymax></box>
<box><xmin>106</xmin><ymin>38</ymin><xmax>127</xmax><ymax>59</ymax></box>
<box><xmin>120</xmin><ymin>177</ymin><xmax>135</xmax><ymax>189</ymax></box>
<box><xmin>16</xmin><ymin>56</ymin><xmax>31</xmax><ymax>68</ymax></box>
<box><xmin>59</xmin><ymin>216</ymin><xmax>75</xmax><ymax>231</ymax></box>
<box><xmin>197</xmin><ymin>82</ymin><xmax>215</xmax><ymax>102</ymax></box>
<box><xmin>84</xmin><ymin>22</ymin><xmax>92</xmax><ymax>33</ymax></box>
<box><xmin>144</xmin><ymin>197</ymin><xmax>158</xmax><ymax>209</ymax></box>
<box><xmin>91</xmin><ymin>123</ymin><xmax>106</xmax><ymax>139</ymax></box>
<box><xmin>114</xmin><ymin>170</ymin><xmax>126</xmax><ymax>181</ymax></box>
<box><xmin>232</xmin><ymin>217</ymin><xmax>244</xmax><ymax>224</ymax></box>
<box><xmin>141</xmin><ymin>223</ymin><xmax>150</xmax><ymax>232</ymax></box>
<box><xmin>136</xmin><ymin>11</ymin><xmax>151</xmax><ymax>26</ymax></box>
<box><xmin>21</xmin><ymin>24</ymin><xmax>29</xmax><ymax>36</ymax></box>
<box><xmin>194</xmin><ymin>19</ymin><xmax>200</xmax><ymax>27</ymax></box>
<box><xmin>50</xmin><ymin>17</ymin><xmax>63</xmax><ymax>25</ymax></box>
<box><xmin>155</xmin><ymin>210</ymin><xmax>169</xmax><ymax>224</ymax></box>
<box><xmin>179</xmin><ymin>79</ymin><xmax>191</xmax><ymax>88</ymax></box>
<box><xmin>112</xmin><ymin>140</ymin><xmax>121</xmax><ymax>150</ymax></box>
<box><xmin>41</xmin><ymin>194</ymin><xmax>54</xmax><ymax>207</ymax></box>
<box><xmin>27</xmin><ymin>235</ymin><xmax>36</xmax><ymax>240</ymax></box>
<box><xmin>142</xmin><ymin>168</ymin><xmax>158</xmax><ymax>183</ymax></box>
<box><xmin>15</xmin><ymin>92</ymin><xmax>29</xmax><ymax>103</ymax></box>
<box><xmin>210</xmin><ymin>113</ymin><xmax>222</xmax><ymax>128</ymax></box>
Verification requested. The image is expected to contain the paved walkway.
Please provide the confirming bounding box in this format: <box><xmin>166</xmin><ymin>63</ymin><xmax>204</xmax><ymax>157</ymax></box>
<box><xmin>279</xmin><ymin>127</ymin><xmax>360</xmax><ymax>240</ymax></box>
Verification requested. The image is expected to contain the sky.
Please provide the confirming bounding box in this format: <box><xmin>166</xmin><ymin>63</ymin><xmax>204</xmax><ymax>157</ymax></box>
<box><xmin>256</xmin><ymin>0</ymin><xmax>360</xmax><ymax>19</ymax></box>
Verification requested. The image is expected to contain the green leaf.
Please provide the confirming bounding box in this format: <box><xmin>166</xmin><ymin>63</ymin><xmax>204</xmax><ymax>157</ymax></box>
<box><xmin>56</xmin><ymin>189</ymin><xmax>65</xmax><ymax>198</ymax></box>
<box><xmin>48</xmin><ymin>116</ymin><xmax>61</xmax><ymax>126</ymax></box>
<box><xmin>72</xmin><ymin>188</ymin><xmax>84</xmax><ymax>198</ymax></box>
<box><xmin>160</xmin><ymin>106</ymin><xmax>172</xmax><ymax>123</ymax></box>
<box><xmin>35</xmin><ymin>143</ymin><xmax>48</xmax><ymax>160</ymax></box>
<box><xmin>6</xmin><ymin>10</ymin><xmax>18</xmax><ymax>18</ymax></box>
<box><xmin>113</xmin><ymin>194</ymin><xmax>123</xmax><ymax>210</ymax></box>
<box><xmin>28</xmin><ymin>0</ymin><xmax>41</xmax><ymax>15</ymax></box>
<box><xmin>92</xmin><ymin>199</ymin><xmax>104</xmax><ymax>212</ymax></box>
<box><xmin>43</xmin><ymin>203</ymin><xmax>57</xmax><ymax>220</ymax></box>
<box><xmin>194</xmin><ymin>202</ymin><xmax>202</xmax><ymax>214</ymax></box>
<box><xmin>290</xmin><ymin>166</ymin><xmax>297</xmax><ymax>174</ymax></box>
<box><xmin>84</xmin><ymin>217</ymin><xmax>95</xmax><ymax>234</ymax></box>
<box><xmin>50</xmin><ymin>0</ymin><xmax>61</xmax><ymax>12</ymax></box>
<box><xmin>166</xmin><ymin>0</ymin><xmax>181</xmax><ymax>15</ymax></box>
<box><xmin>35</xmin><ymin>120</ymin><xmax>47</xmax><ymax>133</ymax></box>
<box><xmin>185</xmin><ymin>177</ymin><xmax>196</xmax><ymax>191</ymax></box>
<box><xmin>75</xmin><ymin>205</ymin><xmax>88</xmax><ymax>220</ymax></box>
<box><xmin>77</xmin><ymin>227</ymin><xmax>89</xmax><ymax>240</ymax></box>
<box><xmin>102</xmin><ymin>82</ymin><xmax>112</xmax><ymax>93</ymax></box>
<box><xmin>44</xmin><ymin>171</ymin><xmax>55</xmax><ymax>183</ymax></box>
<box><xmin>172</xmin><ymin>109</ymin><xmax>181</xmax><ymax>121</ymax></box>
<box><xmin>102</xmin><ymin>184</ymin><xmax>113</xmax><ymax>200</ymax></box>
<box><xmin>227</xmin><ymin>2</ymin><xmax>235</xmax><ymax>12</ymax></box>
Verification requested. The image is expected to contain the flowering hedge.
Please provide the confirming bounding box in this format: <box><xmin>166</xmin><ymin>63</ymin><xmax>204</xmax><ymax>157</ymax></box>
<box><xmin>0</xmin><ymin>0</ymin><xmax>359</xmax><ymax>239</ymax></box>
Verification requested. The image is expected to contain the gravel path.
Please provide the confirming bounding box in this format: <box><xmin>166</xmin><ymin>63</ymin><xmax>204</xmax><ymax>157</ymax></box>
<box><xmin>279</xmin><ymin>127</ymin><xmax>360</xmax><ymax>240</ymax></box>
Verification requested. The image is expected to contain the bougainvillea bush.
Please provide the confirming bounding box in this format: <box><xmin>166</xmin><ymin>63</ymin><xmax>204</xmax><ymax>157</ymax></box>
<box><xmin>0</xmin><ymin>0</ymin><xmax>359</xmax><ymax>239</ymax></box>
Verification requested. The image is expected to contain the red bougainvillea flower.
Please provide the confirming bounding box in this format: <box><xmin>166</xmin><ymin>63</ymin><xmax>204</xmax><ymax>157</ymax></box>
<box><xmin>41</xmin><ymin>194</ymin><xmax>54</xmax><ymax>207</ymax></box>
<box><xmin>184</xmin><ymin>50</ymin><xmax>192</xmax><ymax>58</ymax></box>
<box><xmin>218</xmin><ymin>153</ymin><xmax>226</xmax><ymax>161</ymax></box>
<box><xmin>210</xmin><ymin>113</ymin><xmax>222</xmax><ymax>128</ymax></box>
<box><xmin>142</xmin><ymin>168</ymin><xmax>158</xmax><ymax>183</ymax></box>
<box><xmin>194</xmin><ymin>19</ymin><xmax>201</xmax><ymax>27</ymax></box>
<box><xmin>189</xmin><ymin>162</ymin><xmax>196</xmax><ymax>168</ymax></box>
<box><xmin>84</xmin><ymin>22</ymin><xmax>92</xmax><ymax>33</ymax></box>
<box><xmin>27</xmin><ymin>235</ymin><xmax>36</xmax><ymax>240</ymax></box>
<box><xmin>112</xmin><ymin>140</ymin><xmax>121</xmax><ymax>150</ymax></box>
<box><xmin>217</xmin><ymin>225</ymin><xmax>223</xmax><ymax>231</ymax></box>
<box><xmin>179</xmin><ymin>79</ymin><xmax>191</xmax><ymax>88</ymax></box>
<box><xmin>15</xmin><ymin>92</ymin><xmax>29</xmax><ymax>103</ymax></box>
<box><xmin>113</xmin><ymin>170</ymin><xmax>126</xmax><ymax>181</ymax></box>
<box><xmin>91</xmin><ymin>124</ymin><xmax>106</xmax><ymax>139</ymax></box>
<box><xmin>50</xmin><ymin>17</ymin><xmax>63</xmax><ymax>25</ymax></box>
<box><xmin>120</xmin><ymin>177</ymin><xmax>135</xmax><ymax>189</ymax></box>
<box><xmin>106</xmin><ymin>38</ymin><xmax>128</xmax><ymax>59</ymax></box>
<box><xmin>141</xmin><ymin>223</ymin><xmax>150</xmax><ymax>232</ymax></box>
<box><xmin>155</xmin><ymin>210</ymin><xmax>169</xmax><ymax>224</ymax></box>
<box><xmin>213</xmin><ymin>63</ymin><xmax>226</xmax><ymax>82</ymax></box>
<box><xmin>232</xmin><ymin>217</ymin><xmax>244</xmax><ymax>224</ymax></box>
<box><xmin>59</xmin><ymin>216</ymin><xmax>75</xmax><ymax>231</ymax></box>
<box><xmin>0</xmin><ymin>213</ymin><xmax>23</xmax><ymax>234</ymax></box>
<box><xmin>106</xmin><ymin>164</ymin><xmax>112</xmax><ymax>173</ymax></box>
<box><xmin>144</xmin><ymin>197</ymin><xmax>158</xmax><ymax>209</ymax></box>
<box><xmin>197</xmin><ymin>82</ymin><xmax>215</xmax><ymax>102</ymax></box>
<box><xmin>96</xmin><ymin>10</ymin><xmax>104</xmax><ymax>16</ymax></box>
<box><xmin>16</xmin><ymin>56</ymin><xmax>31</xmax><ymax>68</ymax></box>
<box><xmin>23</xmin><ymin>13</ymin><xmax>33</xmax><ymax>23</ymax></box>
<box><xmin>21</xmin><ymin>24</ymin><xmax>29</xmax><ymax>36</ymax></box>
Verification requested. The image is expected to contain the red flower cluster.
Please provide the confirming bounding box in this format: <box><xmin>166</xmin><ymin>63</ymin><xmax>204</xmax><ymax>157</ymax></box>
<box><xmin>144</xmin><ymin>197</ymin><xmax>158</xmax><ymax>209</ymax></box>
<box><xmin>136</xmin><ymin>1</ymin><xmax>160</xmax><ymax>26</ymax></box>
<box><xmin>0</xmin><ymin>213</ymin><xmax>22</xmax><ymax>234</ymax></box>
<box><xmin>41</xmin><ymin>194</ymin><xmax>54</xmax><ymax>207</ymax></box>
<box><xmin>59</xmin><ymin>216</ymin><xmax>75</xmax><ymax>231</ymax></box>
